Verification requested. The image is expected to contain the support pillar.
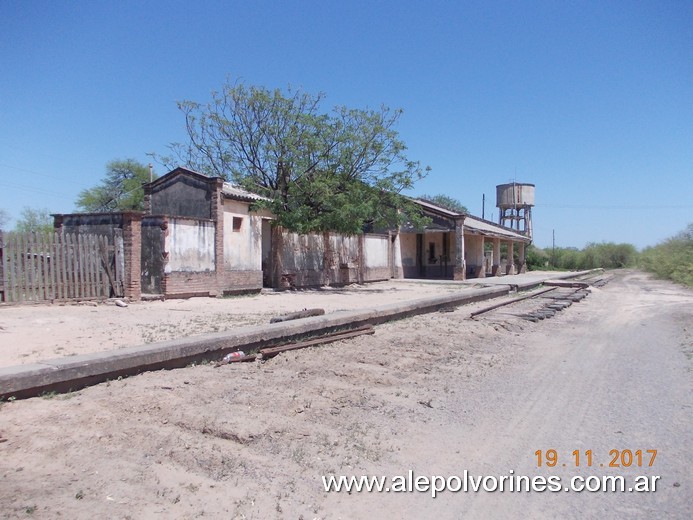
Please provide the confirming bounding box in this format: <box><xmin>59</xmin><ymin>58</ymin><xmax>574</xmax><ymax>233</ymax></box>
<box><xmin>506</xmin><ymin>241</ymin><xmax>516</xmax><ymax>275</ymax></box>
<box><xmin>389</xmin><ymin>231</ymin><xmax>403</xmax><ymax>279</ymax></box>
<box><xmin>475</xmin><ymin>236</ymin><xmax>486</xmax><ymax>278</ymax></box>
<box><xmin>453</xmin><ymin>217</ymin><xmax>466</xmax><ymax>280</ymax></box>
<box><xmin>492</xmin><ymin>237</ymin><xmax>501</xmax><ymax>276</ymax></box>
<box><xmin>122</xmin><ymin>212</ymin><xmax>142</xmax><ymax>301</ymax></box>
<box><xmin>211</xmin><ymin>179</ymin><xmax>225</xmax><ymax>296</ymax></box>
<box><xmin>518</xmin><ymin>242</ymin><xmax>527</xmax><ymax>273</ymax></box>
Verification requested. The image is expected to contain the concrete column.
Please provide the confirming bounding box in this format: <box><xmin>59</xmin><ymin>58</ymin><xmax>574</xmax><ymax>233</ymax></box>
<box><xmin>453</xmin><ymin>217</ymin><xmax>466</xmax><ymax>280</ymax></box>
<box><xmin>506</xmin><ymin>240</ymin><xmax>516</xmax><ymax>275</ymax></box>
<box><xmin>474</xmin><ymin>236</ymin><xmax>486</xmax><ymax>278</ymax></box>
<box><xmin>357</xmin><ymin>234</ymin><xmax>365</xmax><ymax>284</ymax></box>
<box><xmin>390</xmin><ymin>232</ymin><xmax>403</xmax><ymax>279</ymax></box>
<box><xmin>492</xmin><ymin>238</ymin><xmax>501</xmax><ymax>276</ymax></box>
<box><xmin>122</xmin><ymin>212</ymin><xmax>142</xmax><ymax>301</ymax></box>
<box><xmin>518</xmin><ymin>242</ymin><xmax>527</xmax><ymax>273</ymax></box>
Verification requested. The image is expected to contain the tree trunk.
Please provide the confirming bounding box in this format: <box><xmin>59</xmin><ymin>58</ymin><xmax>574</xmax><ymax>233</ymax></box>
<box><xmin>271</xmin><ymin>225</ymin><xmax>284</xmax><ymax>288</ymax></box>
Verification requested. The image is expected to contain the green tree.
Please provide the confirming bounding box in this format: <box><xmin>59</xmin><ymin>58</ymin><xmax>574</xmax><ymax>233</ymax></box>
<box><xmin>14</xmin><ymin>207</ymin><xmax>53</xmax><ymax>233</ymax></box>
<box><xmin>0</xmin><ymin>209</ymin><xmax>9</xmax><ymax>229</ymax></box>
<box><xmin>525</xmin><ymin>244</ymin><xmax>549</xmax><ymax>270</ymax></box>
<box><xmin>157</xmin><ymin>80</ymin><xmax>429</xmax><ymax>234</ymax></box>
<box><xmin>76</xmin><ymin>159</ymin><xmax>153</xmax><ymax>212</ymax></box>
<box><xmin>418</xmin><ymin>194</ymin><xmax>468</xmax><ymax>214</ymax></box>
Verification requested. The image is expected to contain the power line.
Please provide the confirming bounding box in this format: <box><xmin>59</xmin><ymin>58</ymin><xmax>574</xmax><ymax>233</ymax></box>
<box><xmin>0</xmin><ymin>162</ymin><xmax>70</xmax><ymax>182</ymax></box>
<box><xmin>0</xmin><ymin>180</ymin><xmax>74</xmax><ymax>198</ymax></box>
<box><xmin>535</xmin><ymin>203</ymin><xmax>692</xmax><ymax>210</ymax></box>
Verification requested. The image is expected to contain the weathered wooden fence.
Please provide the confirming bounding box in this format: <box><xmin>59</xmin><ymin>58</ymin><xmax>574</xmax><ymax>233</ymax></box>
<box><xmin>0</xmin><ymin>230</ymin><xmax>123</xmax><ymax>303</ymax></box>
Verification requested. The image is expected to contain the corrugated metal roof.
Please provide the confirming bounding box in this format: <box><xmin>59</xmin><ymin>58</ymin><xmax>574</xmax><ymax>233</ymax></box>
<box><xmin>464</xmin><ymin>215</ymin><xmax>529</xmax><ymax>241</ymax></box>
<box><xmin>409</xmin><ymin>198</ymin><xmax>529</xmax><ymax>241</ymax></box>
<box><xmin>222</xmin><ymin>183</ymin><xmax>270</xmax><ymax>202</ymax></box>
<box><xmin>412</xmin><ymin>198</ymin><xmax>462</xmax><ymax>217</ymax></box>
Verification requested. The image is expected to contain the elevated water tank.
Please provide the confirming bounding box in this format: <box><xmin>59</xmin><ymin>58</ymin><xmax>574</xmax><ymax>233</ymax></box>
<box><xmin>496</xmin><ymin>183</ymin><xmax>535</xmax><ymax>209</ymax></box>
<box><xmin>496</xmin><ymin>182</ymin><xmax>535</xmax><ymax>239</ymax></box>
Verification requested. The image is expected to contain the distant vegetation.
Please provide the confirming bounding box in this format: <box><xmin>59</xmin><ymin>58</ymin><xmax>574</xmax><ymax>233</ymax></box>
<box><xmin>526</xmin><ymin>242</ymin><xmax>638</xmax><ymax>271</ymax></box>
<box><xmin>418</xmin><ymin>194</ymin><xmax>468</xmax><ymax>214</ymax></box>
<box><xmin>526</xmin><ymin>225</ymin><xmax>692</xmax><ymax>288</ymax></box>
<box><xmin>0</xmin><ymin>208</ymin><xmax>9</xmax><ymax>229</ymax></box>
<box><xmin>13</xmin><ymin>207</ymin><xmax>54</xmax><ymax>234</ymax></box>
<box><xmin>639</xmin><ymin>224</ymin><xmax>693</xmax><ymax>287</ymax></box>
<box><xmin>76</xmin><ymin>158</ymin><xmax>154</xmax><ymax>212</ymax></box>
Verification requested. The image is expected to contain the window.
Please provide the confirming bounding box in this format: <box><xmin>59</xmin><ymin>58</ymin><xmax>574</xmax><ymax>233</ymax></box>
<box><xmin>232</xmin><ymin>216</ymin><xmax>243</xmax><ymax>231</ymax></box>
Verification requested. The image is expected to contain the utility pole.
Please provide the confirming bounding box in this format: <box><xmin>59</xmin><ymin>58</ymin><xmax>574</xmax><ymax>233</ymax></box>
<box><xmin>482</xmin><ymin>194</ymin><xmax>485</xmax><ymax>219</ymax></box>
<box><xmin>552</xmin><ymin>229</ymin><xmax>556</xmax><ymax>268</ymax></box>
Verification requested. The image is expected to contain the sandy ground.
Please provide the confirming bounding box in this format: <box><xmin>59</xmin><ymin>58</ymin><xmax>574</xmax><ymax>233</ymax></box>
<box><xmin>0</xmin><ymin>279</ymin><xmax>487</xmax><ymax>368</ymax></box>
<box><xmin>0</xmin><ymin>270</ymin><xmax>690</xmax><ymax>519</ymax></box>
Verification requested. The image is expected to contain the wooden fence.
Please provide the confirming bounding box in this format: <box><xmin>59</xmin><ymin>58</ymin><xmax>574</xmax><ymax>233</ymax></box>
<box><xmin>0</xmin><ymin>230</ymin><xmax>124</xmax><ymax>303</ymax></box>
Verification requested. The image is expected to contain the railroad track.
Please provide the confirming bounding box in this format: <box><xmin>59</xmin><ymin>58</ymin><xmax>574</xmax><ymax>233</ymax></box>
<box><xmin>471</xmin><ymin>273</ymin><xmax>613</xmax><ymax>323</ymax></box>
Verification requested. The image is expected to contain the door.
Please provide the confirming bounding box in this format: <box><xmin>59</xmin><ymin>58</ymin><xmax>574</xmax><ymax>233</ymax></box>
<box><xmin>261</xmin><ymin>219</ymin><xmax>272</xmax><ymax>287</ymax></box>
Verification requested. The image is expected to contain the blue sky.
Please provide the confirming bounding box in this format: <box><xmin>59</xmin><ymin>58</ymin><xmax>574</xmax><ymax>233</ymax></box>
<box><xmin>1</xmin><ymin>0</ymin><xmax>691</xmax><ymax>249</ymax></box>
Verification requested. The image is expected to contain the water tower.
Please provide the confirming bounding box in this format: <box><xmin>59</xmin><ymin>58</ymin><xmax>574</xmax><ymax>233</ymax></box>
<box><xmin>496</xmin><ymin>182</ymin><xmax>535</xmax><ymax>239</ymax></box>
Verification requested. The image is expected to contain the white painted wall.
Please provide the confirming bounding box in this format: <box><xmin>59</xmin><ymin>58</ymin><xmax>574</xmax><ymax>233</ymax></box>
<box><xmin>282</xmin><ymin>231</ymin><xmax>325</xmax><ymax>270</ymax></box>
<box><xmin>399</xmin><ymin>233</ymin><xmax>417</xmax><ymax>267</ymax></box>
<box><xmin>364</xmin><ymin>235</ymin><xmax>389</xmax><ymax>267</ymax></box>
<box><xmin>165</xmin><ymin>218</ymin><xmax>215</xmax><ymax>273</ymax></box>
<box><xmin>223</xmin><ymin>200</ymin><xmax>263</xmax><ymax>270</ymax></box>
<box><xmin>333</xmin><ymin>234</ymin><xmax>359</xmax><ymax>268</ymax></box>
<box><xmin>465</xmin><ymin>235</ymin><xmax>485</xmax><ymax>265</ymax></box>
<box><xmin>281</xmin><ymin>232</ymin><xmax>388</xmax><ymax>271</ymax></box>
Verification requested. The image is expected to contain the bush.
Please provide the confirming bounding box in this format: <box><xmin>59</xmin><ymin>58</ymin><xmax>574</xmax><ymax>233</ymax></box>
<box><xmin>528</xmin><ymin>242</ymin><xmax>638</xmax><ymax>271</ymax></box>
<box><xmin>640</xmin><ymin>224</ymin><xmax>693</xmax><ymax>287</ymax></box>
<box><xmin>580</xmin><ymin>242</ymin><xmax>638</xmax><ymax>269</ymax></box>
<box><xmin>525</xmin><ymin>244</ymin><xmax>550</xmax><ymax>270</ymax></box>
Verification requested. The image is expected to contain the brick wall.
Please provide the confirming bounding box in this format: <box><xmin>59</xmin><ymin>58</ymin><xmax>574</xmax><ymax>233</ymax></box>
<box><xmin>211</xmin><ymin>179</ymin><xmax>225</xmax><ymax>278</ymax></box>
<box><xmin>162</xmin><ymin>270</ymin><xmax>263</xmax><ymax>298</ymax></box>
<box><xmin>122</xmin><ymin>213</ymin><xmax>142</xmax><ymax>300</ymax></box>
<box><xmin>280</xmin><ymin>269</ymin><xmax>326</xmax><ymax>288</ymax></box>
<box><xmin>162</xmin><ymin>271</ymin><xmax>218</xmax><ymax>298</ymax></box>
<box><xmin>216</xmin><ymin>270</ymin><xmax>263</xmax><ymax>294</ymax></box>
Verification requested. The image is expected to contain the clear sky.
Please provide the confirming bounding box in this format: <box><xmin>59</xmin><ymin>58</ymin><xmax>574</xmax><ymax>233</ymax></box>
<box><xmin>1</xmin><ymin>0</ymin><xmax>691</xmax><ymax>249</ymax></box>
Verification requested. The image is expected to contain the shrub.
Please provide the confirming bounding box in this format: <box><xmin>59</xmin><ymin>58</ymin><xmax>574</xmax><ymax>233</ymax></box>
<box><xmin>640</xmin><ymin>224</ymin><xmax>693</xmax><ymax>287</ymax></box>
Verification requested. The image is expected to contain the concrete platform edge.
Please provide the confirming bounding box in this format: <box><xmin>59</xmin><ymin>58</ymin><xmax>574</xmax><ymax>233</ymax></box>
<box><xmin>0</xmin><ymin>271</ymin><xmax>592</xmax><ymax>400</ymax></box>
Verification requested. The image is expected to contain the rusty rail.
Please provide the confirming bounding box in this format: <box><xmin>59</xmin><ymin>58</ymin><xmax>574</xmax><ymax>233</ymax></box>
<box><xmin>470</xmin><ymin>287</ymin><xmax>558</xmax><ymax>318</ymax></box>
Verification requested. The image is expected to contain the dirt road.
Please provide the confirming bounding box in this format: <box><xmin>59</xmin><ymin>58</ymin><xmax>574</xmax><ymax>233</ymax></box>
<box><xmin>0</xmin><ymin>270</ymin><xmax>690</xmax><ymax>519</ymax></box>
